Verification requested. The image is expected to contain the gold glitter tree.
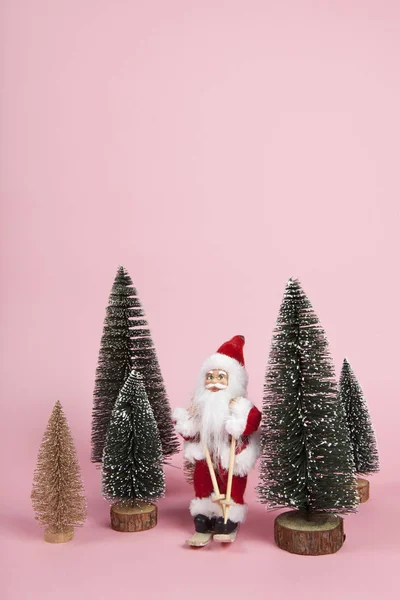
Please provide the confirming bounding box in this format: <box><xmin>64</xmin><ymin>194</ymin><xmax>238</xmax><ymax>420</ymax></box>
<box><xmin>31</xmin><ymin>401</ymin><xmax>87</xmax><ymax>543</ymax></box>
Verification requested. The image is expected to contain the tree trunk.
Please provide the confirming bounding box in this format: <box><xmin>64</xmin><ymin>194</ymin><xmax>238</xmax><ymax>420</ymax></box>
<box><xmin>110</xmin><ymin>501</ymin><xmax>158</xmax><ymax>532</ymax></box>
<box><xmin>274</xmin><ymin>510</ymin><xmax>345</xmax><ymax>555</ymax></box>
<box><xmin>357</xmin><ymin>477</ymin><xmax>370</xmax><ymax>503</ymax></box>
<box><xmin>44</xmin><ymin>526</ymin><xmax>74</xmax><ymax>543</ymax></box>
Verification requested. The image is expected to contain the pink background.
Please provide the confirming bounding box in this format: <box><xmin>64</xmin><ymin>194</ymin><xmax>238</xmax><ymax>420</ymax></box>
<box><xmin>1</xmin><ymin>1</ymin><xmax>399</xmax><ymax>598</ymax></box>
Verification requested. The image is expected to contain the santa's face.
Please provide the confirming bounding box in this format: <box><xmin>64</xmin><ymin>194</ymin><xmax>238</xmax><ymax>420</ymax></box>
<box><xmin>196</xmin><ymin>369</ymin><xmax>231</xmax><ymax>457</ymax></box>
<box><xmin>205</xmin><ymin>369</ymin><xmax>229</xmax><ymax>392</ymax></box>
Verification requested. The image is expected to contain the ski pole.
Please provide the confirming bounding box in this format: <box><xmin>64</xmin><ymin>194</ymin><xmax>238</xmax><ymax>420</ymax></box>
<box><xmin>204</xmin><ymin>444</ymin><xmax>226</xmax><ymax>518</ymax></box>
<box><xmin>222</xmin><ymin>435</ymin><xmax>236</xmax><ymax>524</ymax></box>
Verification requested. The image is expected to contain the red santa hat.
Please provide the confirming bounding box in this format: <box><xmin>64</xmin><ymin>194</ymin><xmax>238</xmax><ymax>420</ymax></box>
<box><xmin>197</xmin><ymin>335</ymin><xmax>248</xmax><ymax>398</ymax></box>
<box><xmin>216</xmin><ymin>335</ymin><xmax>245</xmax><ymax>366</ymax></box>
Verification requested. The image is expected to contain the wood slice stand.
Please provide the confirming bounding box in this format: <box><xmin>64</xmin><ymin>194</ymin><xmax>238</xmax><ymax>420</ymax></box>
<box><xmin>357</xmin><ymin>478</ymin><xmax>370</xmax><ymax>503</ymax></box>
<box><xmin>44</xmin><ymin>526</ymin><xmax>74</xmax><ymax>544</ymax></box>
<box><xmin>110</xmin><ymin>501</ymin><xmax>157</xmax><ymax>532</ymax></box>
<box><xmin>274</xmin><ymin>511</ymin><xmax>345</xmax><ymax>555</ymax></box>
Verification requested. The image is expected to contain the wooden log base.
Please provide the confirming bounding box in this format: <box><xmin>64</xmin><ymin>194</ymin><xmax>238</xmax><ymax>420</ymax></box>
<box><xmin>274</xmin><ymin>511</ymin><xmax>345</xmax><ymax>556</ymax></box>
<box><xmin>44</xmin><ymin>526</ymin><xmax>74</xmax><ymax>544</ymax></box>
<box><xmin>357</xmin><ymin>478</ymin><xmax>370</xmax><ymax>503</ymax></box>
<box><xmin>110</xmin><ymin>501</ymin><xmax>157</xmax><ymax>532</ymax></box>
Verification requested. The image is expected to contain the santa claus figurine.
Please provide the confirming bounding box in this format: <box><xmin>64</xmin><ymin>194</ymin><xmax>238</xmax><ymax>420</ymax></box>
<box><xmin>173</xmin><ymin>335</ymin><xmax>261</xmax><ymax>546</ymax></box>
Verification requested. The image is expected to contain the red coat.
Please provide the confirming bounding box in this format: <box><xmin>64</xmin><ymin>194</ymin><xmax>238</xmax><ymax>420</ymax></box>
<box><xmin>174</xmin><ymin>397</ymin><xmax>261</xmax><ymax>478</ymax></box>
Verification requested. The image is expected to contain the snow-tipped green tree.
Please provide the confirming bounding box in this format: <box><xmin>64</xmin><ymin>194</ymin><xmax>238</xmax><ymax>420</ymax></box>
<box><xmin>91</xmin><ymin>267</ymin><xmax>134</xmax><ymax>462</ymax></box>
<box><xmin>257</xmin><ymin>278</ymin><xmax>358</xmax><ymax>514</ymax></box>
<box><xmin>339</xmin><ymin>359</ymin><xmax>379</xmax><ymax>476</ymax></box>
<box><xmin>102</xmin><ymin>370</ymin><xmax>165</xmax><ymax>503</ymax></box>
<box><xmin>91</xmin><ymin>266</ymin><xmax>178</xmax><ymax>463</ymax></box>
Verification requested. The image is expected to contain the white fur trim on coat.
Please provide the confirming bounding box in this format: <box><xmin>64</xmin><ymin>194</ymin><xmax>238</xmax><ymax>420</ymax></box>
<box><xmin>225</xmin><ymin>396</ymin><xmax>252</xmax><ymax>439</ymax></box>
<box><xmin>183</xmin><ymin>441</ymin><xmax>205</xmax><ymax>463</ymax></box>
<box><xmin>197</xmin><ymin>353</ymin><xmax>248</xmax><ymax>399</ymax></box>
<box><xmin>228</xmin><ymin>502</ymin><xmax>248</xmax><ymax>523</ymax></box>
<box><xmin>219</xmin><ymin>430</ymin><xmax>260</xmax><ymax>477</ymax></box>
<box><xmin>173</xmin><ymin>407</ymin><xmax>199</xmax><ymax>439</ymax></box>
<box><xmin>190</xmin><ymin>497</ymin><xmax>220</xmax><ymax>518</ymax></box>
<box><xmin>233</xmin><ymin>431</ymin><xmax>261</xmax><ymax>476</ymax></box>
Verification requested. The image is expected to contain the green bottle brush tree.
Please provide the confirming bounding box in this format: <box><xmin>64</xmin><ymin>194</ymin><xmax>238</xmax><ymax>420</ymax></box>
<box><xmin>102</xmin><ymin>369</ymin><xmax>165</xmax><ymax>532</ymax></box>
<box><xmin>339</xmin><ymin>358</ymin><xmax>379</xmax><ymax>503</ymax></box>
<box><xmin>91</xmin><ymin>266</ymin><xmax>178</xmax><ymax>464</ymax></box>
<box><xmin>257</xmin><ymin>278</ymin><xmax>358</xmax><ymax>555</ymax></box>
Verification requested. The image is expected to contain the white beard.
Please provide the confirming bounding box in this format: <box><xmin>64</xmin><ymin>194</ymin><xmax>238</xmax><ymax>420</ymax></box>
<box><xmin>193</xmin><ymin>388</ymin><xmax>232</xmax><ymax>461</ymax></box>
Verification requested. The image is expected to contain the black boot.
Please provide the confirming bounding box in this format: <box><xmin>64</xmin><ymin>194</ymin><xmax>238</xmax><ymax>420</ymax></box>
<box><xmin>214</xmin><ymin>517</ymin><xmax>238</xmax><ymax>535</ymax></box>
<box><xmin>194</xmin><ymin>514</ymin><xmax>216</xmax><ymax>533</ymax></box>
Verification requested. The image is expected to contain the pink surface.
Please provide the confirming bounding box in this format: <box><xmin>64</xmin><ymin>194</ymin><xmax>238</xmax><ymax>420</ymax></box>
<box><xmin>1</xmin><ymin>1</ymin><xmax>399</xmax><ymax>598</ymax></box>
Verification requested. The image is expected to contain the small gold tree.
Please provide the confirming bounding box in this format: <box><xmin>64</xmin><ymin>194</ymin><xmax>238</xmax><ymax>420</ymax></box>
<box><xmin>31</xmin><ymin>401</ymin><xmax>87</xmax><ymax>543</ymax></box>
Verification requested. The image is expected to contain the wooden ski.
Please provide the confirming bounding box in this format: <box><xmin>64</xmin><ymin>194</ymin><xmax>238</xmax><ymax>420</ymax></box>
<box><xmin>186</xmin><ymin>532</ymin><xmax>213</xmax><ymax>547</ymax></box>
<box><xmin>213</xmin><ymin>528</ymin><xmax>238</xmax><ymax>543</ymax></box>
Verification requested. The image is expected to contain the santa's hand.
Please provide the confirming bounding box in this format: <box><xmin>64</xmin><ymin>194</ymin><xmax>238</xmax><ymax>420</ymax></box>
<box><xmin>220</xmin><ymin>498</ymin><xmax>234</xmax><ymax>506</ymax></box>
<box><xmin>211</xmin><ymin>494</ymin><xmax>226</xmax><ymax>503</ymax></box>
<box><xmin>225</xmin><ymin>398</ymin><xmax>248</xmax><ymax>439</ymax></box>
